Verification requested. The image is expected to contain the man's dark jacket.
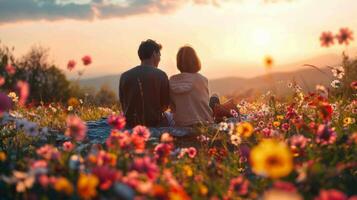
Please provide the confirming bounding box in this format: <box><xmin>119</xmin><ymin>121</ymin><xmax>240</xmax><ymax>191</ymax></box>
<box><xmin>119</xmin><ymin>65</ymin><xmax>170</xmax><ymax>128</ymax></box>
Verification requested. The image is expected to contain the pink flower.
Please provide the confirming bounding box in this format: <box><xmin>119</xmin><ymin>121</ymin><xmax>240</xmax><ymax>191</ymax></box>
<box><xmin>36</xmin><ymin>145</ymin><xmax>60</xmax><ymax>160</ymax></box>
<box><xmin>63</xmin><ymin>141</ymin><xmax>75</xmax><ymax>152</ymax></box>
<box><xmin>187</xmin><ymin>147</ymin><xmax>197</xmax><ymax>158</ymax></box>
<box><xmin>5</xmin><ymin>64</ymin><xmax>16</xmax><ymax>75</ymax></box>
<box><xmin>131</xmin><ymin>156</ymin><xmax>159</xmax><ymax>180</ymax></box>
<box><xmin>0</xmin><ymin>76</ymin><xmax>5</xmax><ymax>86</ymax></box>
<box><xmin>336</xmin><ymin>28</ymin><xmax>354</xmax><ymax>45</ymax></box>
<box><xmin>132</xmin><ymin>125</ymin><xmax>151</xmax><ymax>141</ymax></box>
<box><xmin>65</xmin><ymin>115</ymin><xmax>87</xmax><ymax>141</ymax></box>
<box><xmin>290</xmin><ymin>135</ymin><xmax>309</xmax><ymax>149</ymax></box>
<box><xmin>82</xmin><ymin>55</ymin><xmax>92</xmax><ymax>66</ymax></box>
<box><xmin>92</xmin><ymin>166</ymin><xmax>120</xmax><ymax>190</ymax></box>
<box><xmin>320</xmin><ymin>31</ymin><xmax>335</xmax><ymax>47</ymax></box>
<box><xmin>0</xmin><ymin>92</ymin><xmax>12</xmax><ymax>114</ymax></box>
<box><xmin>31</xmin><ymin>160</ymin><xmax>48</xmax><ymax>170</ymax></box>
<box><xmin>16</xmin><ymin>81</ymin><xmax>29</xmax><ymax>106</ymax></box>
<box><xmin>154</xmin><ymin>143</ymin><xmax>173</xmax><ymax>163</ymax></box>
<box><xmin>315</xmin><ymin>189</ymin><xmax>347</xmax><ymax>200</ymax></box>
<box><xmin>228</xmin><ymin>176</ymin><xmax>249</xmax><ymax>196</ymax></box>
<box><xmin>107</xmin><ymin>114</ymin><xmax>126</xmax><ymax>130</ymax></box>
<box><xmin>316</xmin><ymin>124</ymin><xmax>337</xmax><ymax>145</ymax></box>
<box><xmin>273</xmin><ymin>181</ymin><xmax>297</xmax><ymax>192</ymax></box>
<box><xmin>282</xmin><ymin>123</ymin><xmax>290</xmax><ymax>132</ymax></box>
<box><xmin>67</xmin><ymin>60</ymin><xmax>76</xmax><ymax>71</ymax></box>
<box><xmin>351</xmin><ymin>81</ymin><xmax>357</xmax><ymax>90</ymax></box>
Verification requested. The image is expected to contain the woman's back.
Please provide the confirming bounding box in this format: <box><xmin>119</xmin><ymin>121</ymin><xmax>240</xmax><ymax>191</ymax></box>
<box><xmin>169</xmin><ymin>72</ymin><xmax>213</xmax><ymax>126</ymax></box>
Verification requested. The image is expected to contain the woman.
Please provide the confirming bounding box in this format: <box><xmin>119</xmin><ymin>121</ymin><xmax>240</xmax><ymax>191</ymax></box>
<box><xmin>169</xmin><ymin>46</ymin><xmax>214</xmax><ymax>127</ymax></box>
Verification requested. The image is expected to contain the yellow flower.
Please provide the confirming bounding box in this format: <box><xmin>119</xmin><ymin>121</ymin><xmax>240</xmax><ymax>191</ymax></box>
<box><xmin>0</xmin><ymin>152</ymin><xmax>6</xmax><ymax>161</ymax></box>
<box><xmin>237</xmin><ymin>122</ymin><xmax>254</xmax><ymax>138</ymax></box>
<box><xmin>276</xmin><ymin>115</ymin><xmax>284</xmax><ymax>120</ymax></box>
<box><xmin>77</xmin><ymin>174</ymin><xmax>99</xmax><ymax>199</ymax></box>
<box><xmin>273</xmin><ymin>121</ymin><xmax>281</xmax><ymax>127</ymax></box>
<box><xmin>199</xmin><ymin>184</ymin><xmax>208</xmax><ymax>196</ymax></box>
<box><xmin>54</xmin><ymin>177</ymin><xmax>74</xmax><ymax>195</ymax></box>
<box><xmin>343</xmin><ymin>117</ymin><xmax>354</xmax><ymax>126</ymax></box>
<box><xmin>183</xmin><ymin>165</ymin><xmax>193</xmax><ymax>177</ymax></box>
<box><xmin>250</xmin><ymin>139</ymin><xmax>293</xmax><ymax>179</ymax></box>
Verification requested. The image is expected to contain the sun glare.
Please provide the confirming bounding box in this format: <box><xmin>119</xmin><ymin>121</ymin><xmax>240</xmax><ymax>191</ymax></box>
<box><xmin>252</xmin><ymin>29</ymin><xmax>272</xmax><ymax>48</ymax></box>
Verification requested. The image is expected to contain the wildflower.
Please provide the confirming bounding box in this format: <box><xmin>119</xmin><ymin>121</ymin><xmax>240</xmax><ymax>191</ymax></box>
<box><xmin>183</xmin><ymin>165</ymin><xmax>193</xmax><ymax>177</ymax></box>
<box><xmin>67</xmin><ymin>60</ymin><xmax>76</xmax><ymax>71</ymax></box>
<box><xmin>351</xmin><ymin>81</ymin><xmax>357</xmax><ymax>90</ymax></box>
<box><xmin>331</xmin><ymin>80</ymin><xmax>341</xmax><ymax>88</ymax></box>
<box><xmin>67</xmin><ymin>106</ymin><xmax>73</xmax><ymax>111</ymax></box>
<box><xmin>273</xmin><ymin>121</ymin><xmax>280</xmax><ymax>127</ymax></box>
<box><xmin>54</xmin><ymin>177</ymin><xmax>74</xmax><ymax>195</ymax></box>
<box><xmin>250</xmin><ymin>139</ymin><xmax>293</xmax><ymax>179</ymax></box>
<box><xmin>16</xmin><ymin>81</ymin><xmax>29</xmax><ymax>106</ymax></box>
<box><xmin>36</xmin><ymin>145</ymin><xmax>60</xmax><ymax>160</ymax></box>
<box><xmin>237</xmin><ymin>122</ymin><xmax>254</xmax><ymax>138</ymax></box>
<box><xmin>264</xmin><ymin>56</ymin><xmax>274</xmax><ymax>69</ymax></box>
<box><xmin>96</xmin><ymin>150</ymin><xmax>117</xmax><ymax>167</ymax></box>
<box><xmin>24</xmin><ymin>122</ymin><xmax>39</xmax><ymax>136</ymax></box>
<box><xmin>65</xmin><ymin>115</ymin><xmax>87</xmax><ymax>141</ymax></box>
<box><xmin>261</xmin><ymin>128</ymin><xmax>272</xmax><ymax>137</ymax></box>
<box><xmin>131</xmin><ymin>156</ymin><xmax>159</xmax><ymax>180</ymax></box>
<box><xmin>132</xmin><ymin>125</ymin><xmax>150</xmax><ymax>141</ymax></box>
<box><xmin>230</xmin><ymin>134</ymin><xmax>241</xmax><ymax>146</ymax></box>
<box><xmin>228</xmin><ymin>176</ymin><xmax>249</xmax><ymax>196</ymax></box>
<box><xmin>315</xmin><ymin>124</ymin><xmax>337</xmax><ymax>145</ymax></box>
<box><xmin>0</xmin><ymin>76</ymin><xmax>5</xmax><ymax>86</ymax></box>
<box><xmin>219</xmin><ymin>122</ymin><xmax>229</xmax><ymax>131</ymax></box>
<box><xmin>107</xmin><ymin>114</ymin><xmax>126</xmax><ymax>130</ymax></box>
<box><xmin>320</xmin><ymin>31</ymin><xmax>335</xmax><ymax>47</ymax></box>
<box><xmin>290</xmin><ymin>135</ymin><xmax>309</xmax><ymax>157</ymax></box>
<box><xmin>331</xmin><ymin>66</ymin><xmax>345</xmax><ymax>79</ymax></box>
<box><xmin>187</xmin><ymin>147</ymin><xmax>197</xmax><ymax>158</ymax></box>
<box><xmin>154</xmin><ymin>143</ymin><xmax>173</xmax><ymax>163</ymax></box>
<box><xmin>0</xmin><ymin>151</ymin><xmax>6</xmax><ymax>161</ymax></box>
<box><xmin>77</xmin><ymin>174</ymin><xmax>99</xmax><ymax>199</ymax></box>
<box><xmin>82</xmin><ymin>55</ymin><xmax>92</xmax><ymax>66</ymax></box>
<box><xmin>161</xmin><ymin>132</ymin><xmax>174</xmax><ymax>143</ymax></box>
<box><xmin>67</xmin><ymin>97</ymin><xmax>80</xmax><ymax>107</ymax></box>
<box><xmin>63</xmin><ymin>141</ymin><xmax>75</xmax><ymax>152</ymax></box>
<box><xmin>13</xmin><ymin>171</ymin><xmax>35</xmax><ymax>192</ymax></box>
<box><xmin>336</xmin><ymin>27</ymin><xmax>354</xmax><ymax>45</ymax></box>
<box><xmin>5</xmin><ymin>64</ymin><xmax>16</xmax><ymax>75</ymax></box>
<box><xmin>92</xmin><ymin>166</ymin><xmax>120</xmax><ymax>190</ymax></box>
<box><xmin>8</xmin><ymin>92</ymin><xmax>18</xmax><ymax>103</ymax></box>
<box><xmin>314</xmin><ymin>189</ymin><xmax>347</xmax><ymax>200</ymax></box>
<box><xmin>343</xmin><ymin>117</ymin><xmax>354</xmax><ymax>126</ymax></box>
<box><xmin>319</xmin><ymin>102</ymin><xmax>333</xmax><ymax>121</ymax></box>
<box><xmin>0</xmin><ymin>92</ymin><xmax>12</xmax><ymax>115</ymax></box>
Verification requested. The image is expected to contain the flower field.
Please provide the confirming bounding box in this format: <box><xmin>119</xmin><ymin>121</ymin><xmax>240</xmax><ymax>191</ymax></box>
<box><xmin>1</xmin><ymin>61</ymin><xmax>357</xmax><ymax>200</ymax></box>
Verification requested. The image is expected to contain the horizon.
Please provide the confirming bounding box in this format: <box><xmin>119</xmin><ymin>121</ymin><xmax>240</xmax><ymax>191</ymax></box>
<box><xmin>1</xmin><ymin>0</ymin><xmax>357</xmax><ymax>79</ymax></box>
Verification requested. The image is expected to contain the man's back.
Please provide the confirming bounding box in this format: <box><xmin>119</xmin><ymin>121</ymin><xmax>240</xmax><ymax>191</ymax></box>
<box><xmin>119</xmin><ymin>65</ymin><xmax>170</xmax><ymax>128</ymax></box>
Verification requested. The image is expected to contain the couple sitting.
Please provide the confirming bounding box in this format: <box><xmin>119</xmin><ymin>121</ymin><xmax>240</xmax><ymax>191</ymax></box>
<box><xmin>119</xmin><ymin>39</ymin><xmax>239</xmax><ymax>129</ymax></box>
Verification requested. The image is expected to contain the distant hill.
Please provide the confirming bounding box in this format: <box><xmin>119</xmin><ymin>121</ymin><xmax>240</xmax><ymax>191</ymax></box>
<box><xmin>78</xmin><ymin>54</ymin><xmax>338</xmax><ymax>97</ymax></box>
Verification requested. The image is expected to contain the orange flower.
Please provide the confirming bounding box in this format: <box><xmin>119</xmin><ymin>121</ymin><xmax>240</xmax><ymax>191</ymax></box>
<box><xmin>336</xmin><ymin>27</ymin><xmax>354</xmax><ymax>45</ymax></box>
<box><xmin>77</xmin><ymin>174</ymin><xmax>99</xmax><ymax>199</ymax></box>
<box><xmin>236</xmin><ymin>122</ymin><xmax>254</xmax><ymax>138</ymax></box>
<box><xmin>54</xmin><ymin>177</ymin><xmax>74</xmax><ymax>195</ymax></box>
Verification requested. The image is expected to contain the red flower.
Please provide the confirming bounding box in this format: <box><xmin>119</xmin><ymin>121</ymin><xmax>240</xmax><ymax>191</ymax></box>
<box><xmin>0</xmin><ymin>76</ymin><xmax>5</xmax><ymax>86</ymax></box>
<box><xmin>273</xmin><ymin>181</ymin><xmax>297</xmax><ymax>192</ymax></box>
<box><xmin>5</xmin><ymin>64</ymin><xmax>16</xmax><ymax>75</ymax></box>
<box><xmin>336</xmin><ymin>28</ymin><xmax>354</xmax><ymax>45</ymax></box>
<box><xmin>351</xmin><ymin>81</ymin><xmax>357</xmax><ymax>90</ymax></box>
<box><xmin>228</xmin><ymin>176</ymin><xmax>249</xmax><ymax>196</ymax></box>
<box><xmin>320</xmin><ymin>31</ymin><xmax>335</xmax><ymax>47</ymax></box>
<box><xmin>63</xmin><ymin>141</ymin><xmax>75</xmax><ymax>152</ymax></box>
<box><xmin>316</xmin><ymin>124</ymin><xmax>337</xmax><ymax>145</ymax></box>
<box><xmin>319</xmin><ymin>102</ymin><xmax>333</xmax><ymax>121</ymax></box>
<box><xmin>67</xmin><ymin>60</ymin><xmax>76</xmax><ymax>71</ymax></box>
<box><xmin>187</xmin><ymin>147</ymin><xmax>197</xmax><ymax>158</ymax></box>
<box><xmin>107</xmin><ymin>114</ymin><xmax>126</xmax><ymax>130</ymax></box>
<box><xmin>92</xmin><ymin>166</ymin><xmax>120</xmax><ymax>190</ymax></box>
<box><xmin>82</xmin><ymin>55</ymin><xmax>92</xmax><ymax>66</ymax></box>
<box><xmin>65</xmin><ymin>115</ymin><xmax>87</xmax><ymax>141</ymax></box>
<box><xmin>315</xmin><ymin>189</ymin><xmax>347</xmax><ymax>200</ymax></box>
<box><xmin>131</xmin><ymin>156</ymin><xmax>159</xmax><ymax>180</ymax></box>
<box><xmin>132</xmin><ymin>125</ymin><xmax>150</xmax><ymax>141</ymax></box>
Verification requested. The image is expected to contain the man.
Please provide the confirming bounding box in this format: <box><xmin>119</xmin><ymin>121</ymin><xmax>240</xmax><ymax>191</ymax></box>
<box><xmin>119</xmin><ymin>39</ymin><xmax>170</xmax><ymax>128</ymax></box>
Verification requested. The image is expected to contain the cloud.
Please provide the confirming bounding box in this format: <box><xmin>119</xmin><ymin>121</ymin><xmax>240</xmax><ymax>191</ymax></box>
<box><xmin>0</xmin><ymin>0</ymin><xmax>225</xmax><ymax>24</ymax></box>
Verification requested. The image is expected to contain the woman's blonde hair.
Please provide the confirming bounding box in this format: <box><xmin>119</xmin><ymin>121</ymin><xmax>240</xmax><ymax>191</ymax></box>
<box><xmin>176</xmin><ymin>46</ymin><xmax>201</xmax><ymax>73</ymax></box>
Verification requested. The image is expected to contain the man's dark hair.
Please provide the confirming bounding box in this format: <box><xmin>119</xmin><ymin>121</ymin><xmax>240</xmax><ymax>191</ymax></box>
<box><xmin>138</xmin><ymin>39</ymin><xmax>162</xmax><ymax>60</ymax></box>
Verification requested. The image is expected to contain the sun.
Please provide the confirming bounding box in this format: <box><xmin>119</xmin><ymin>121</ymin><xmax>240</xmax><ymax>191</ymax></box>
<box><xmin>252</xmin><ymin>28</ymin><xmax>272</xmax><ymax>48</ymax></box>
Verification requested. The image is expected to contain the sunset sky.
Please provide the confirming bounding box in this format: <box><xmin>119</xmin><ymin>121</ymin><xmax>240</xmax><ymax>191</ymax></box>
<box><xmin>0</xmin><ymin>0</ymin><xmax>357</xmax><ymax>79</ymax></box>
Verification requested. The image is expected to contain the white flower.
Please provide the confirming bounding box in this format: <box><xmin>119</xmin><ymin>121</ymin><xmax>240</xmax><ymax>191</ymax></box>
<box><xmin>67</xmin><ymin>106</ymin><xmax>73</xmax><ymax>111</ymax></box>
<box><xmin>331</xmin><ymin>80</ymin><xmax>341</xmax><ymax>88</ymax></box>
<box><xmin>79</xmin><ymin>99</ymin><xmax>83</xmax><ymax>104</ymax></box>
<box><xmin>8</xmin><ymin>92</ymin><xmax>18</xmax><ymax>103</ymax></box>
<box><xmin>332</xmin><ymin>66</ymin><xmax>345</xmax><ymax>79</ymax></box>
<box><xmin>24</xmin><ymin>122</ymin><xmax>39</xmax><ymax>136</ymax></box>
<box><xmin>230</xmin><ymin>135</ymin><xmax>241</xmax><ymax>146</ymax></box>
<box><xmin>219</xmin><ymin>122</ymin><xmax>228</xmax><ymax>131</ymax></box>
